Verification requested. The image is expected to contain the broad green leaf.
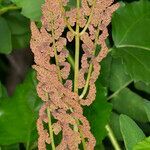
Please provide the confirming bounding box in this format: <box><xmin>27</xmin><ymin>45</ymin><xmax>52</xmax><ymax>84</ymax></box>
<box><xmin>112</xmin><ymin>88</ymin><xmax>149</xmax><ymax>123</ymax></box>
<box><xmin>0</xmin><ymin>0</ymin><xmax>12</xmax><ymax>6</ymax></box>
<box><xmin>5</xmin><ymin>11</ymin><xmax>30</xmax><ymax>35</ymax></box>
<box><xmin>12</xmin><ymin>33</ymin><xmax>30</xmax><ymax>49</ymax></box>
<box><xmin>10</xmin><ymin>0</ymin><xmax>44</xmax><ymax>21</ymax></box>
<box><xmin>100</xmin><ymin>54</ymin><xmax>131</xmax><ymax>92</ymax></box>
<box><xmin>112</xmin><ymin>0</ymin><xmax>150</xmax><ymax>83</ymax></box>
<box><xmin>0</xmin><ymin>144</ymin><xmax>19</xmax><ymax>150</ymax></box>
<box><xmin>109</xmin><ymin>113</ymin><xmax>123</xmax><ymax>141</ymax></box>
<box><xmin>95</xmin><ymin>143</ymin><xmax>105</xmax><ymax>150</ymax></box>
<box><xmin>0</xmin><ymin>82</ymin><xmax>2</xmax><ymax>98</ymax></box>
<box><xmin>0</xmin><ymin>17</ymin><xmax>12</xmax><ymax>54</ymax></box>
<box><xmin>0</xmin><ymin>83</ymin><xmax>8</xmax><ymax>99</ymax></box>
<box><xmin>113</xmin><ymin>47</ymin><xmax>150</xmax><ymax>83</ymax></box>
<box><xmin>144</xmin><ymin>101</ymin><xmax>150</xmax><ymax>122</ymax></box>
<box><xmin>135</xmin><ymin>82</ymin><xmax>150</xmax><ymax>94</ymax></box>
<box><xmin>120</xmin><ymin>115</ymin><xmax>146</xmax><ymax>150</ymax></box>
<box><xmin>133</xmin><ymin>137</ymin><xmax>150</xmax><ymax>150</ymax></box>
<box><xmin>84</xmin><ymin>81</ymin><xmax>112</xmax><ymax>144</ymax></box>
<box><xmin>0</xmin><ymin>70</ymin><xmax>42</xmax><ymax>145</ymax></box>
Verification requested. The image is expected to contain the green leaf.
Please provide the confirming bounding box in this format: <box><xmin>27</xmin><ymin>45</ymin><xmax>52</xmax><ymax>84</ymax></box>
<box><xmin>10</xmin><ymin>0</ymin><xmax>44</xmax><ymax>21</ymax></box>
<box><xmin>120</xmin><ymin>115</ymin><xmax>146</xmax><ymax>150</ymax></box>
<box><xmin>95</xmin><ymin>143</ymin><xmax>105</xmax><ymax>150</ymax></box>
<box><xmin>135</xmin><ymin>82</ymin><xmax>150</xmax><ymax>94</ymax></box>
<box><xmin>0</xmin><ymin>70</ymin><xmax>42</xmax><ymax>145</ymax></box>
<box><xmin>100</xmin><ymin>54</ymin><xmax>131</xmax><ymax>92</ymax></box>
<box><xmin>112</xmin><ymin>88</ymin><xmax>149</xmax><ymax>123</ymax></box>
<box><xmin>0</xmin><ymin>82</ymin><xmax>2</xmax><ymax>98</ymax></box>
<box><xmin>0</xmin><ymin>83</ymin><xmax>8</xmax><ymax>99</ymax></box>
<box><xmin>112</xmin><ymin>0</ymin><xmax>150</xmax><ymax>83</ymax></box>
<box><xmin>144</xmin><ymin>101</ymin><xmax>150</xmax><ymax>122</ymax></box>
<box><xmin>84</xmin><ymin>80</ymin><xmax>112</xmax><ymax>144</ymax></box>
<box><xmin>12</xmin><ymin>32</ymin><xmax>30</xmax><ymax>49</ymax></box>
<box><xmin>4</xmin><ymin>11</ymin><xmax>30</xmax><ymax>35</ymax></box>
<box><xmin>133</xmin><ymin>137</ymin><xmax>150</xmax><ymax>150</ymax></box>
<box><xmin>109</xmin><ymin>112</ymin><xmax>123</xmax><ymax>141</ymax></box>
<box><xmin>0</xmin><ymin>17</ymin><xmax>12</xmax><ymax>54</ymax></box>
<box><xmin>0</xmin><ymin>144</ymin><xmax>19</xmax><ymax>150</ymax></box>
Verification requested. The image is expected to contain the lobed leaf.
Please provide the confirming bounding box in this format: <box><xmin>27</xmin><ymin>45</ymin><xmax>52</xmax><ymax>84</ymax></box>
<box><xmin>10</xmin><ymin>0</ymin><xmax>44</xmax><ymax>21</ymax></box>
<box><xmin>0</xmin><ymin>70</ymin><xmax>42</xmax><ymax>145</ymax></box>
<box><xmin>100</xmin><ymin>54</ymin><xmax>131</xmax><ymax>92</ymax></box>
<box><xmin>112</xmin><ymin>0</ymin><xmax>150</xmax><ymax>83</ymax></box>
<box><xmin>4</xmin><ymin>11</ymin><xmax>30</xmax><ymax>35</ymax></box>
<box><xmin>112</xmin><ymin>88</ymin><xmax>149</xmax><ymax>123</ymax></box>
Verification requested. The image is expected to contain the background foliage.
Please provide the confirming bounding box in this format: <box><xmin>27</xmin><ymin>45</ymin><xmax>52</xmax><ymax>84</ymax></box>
<box><xmin>0</xmin><ymin>0</ymin><xmax>150</xmax><ymax>149</ymax></box>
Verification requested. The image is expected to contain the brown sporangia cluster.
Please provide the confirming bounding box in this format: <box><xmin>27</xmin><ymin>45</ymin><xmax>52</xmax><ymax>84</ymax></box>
<box><xmin>30</xmin><ymin>0</ymin><xmax>119</xmax><ymax>149</ymax></box>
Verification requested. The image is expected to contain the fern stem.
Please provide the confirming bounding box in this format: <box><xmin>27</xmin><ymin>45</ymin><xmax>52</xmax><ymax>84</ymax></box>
<box><xmin>74</xmin><ymin>0</ymin><xmax>86</xmax><ymax>149</ymax></box>
<box><xmin>47</xmin><ymin>107</ymin><xmax>56</xmax><ymax>150</ymax></box>
<box><xmin>79</xmin><ymin>29</ymin><xmax>100</xmax><ymax>99</ymax></box>
<box><xmin>45</xmin><ymin>93</ymin><xmax>56</xmax><ymax>150</ymax></box>
<box><xmin>79</xmin><ymin>0</ymin><xmax>97</xmax><ymax>36</ymax></box>
<box><xmin>74</xmin><ymin>0</ymin><xmax>80</xmax><ymax>93</ymax></box>
<box><xmin>58</xmin><ymin>0</ymin><xmax>76</xmax><ymax>35</ymax></box>
<box><xmin>51</xmin><ymin>24</ymin><xmax>63</xmax><ymax>83</ymax></box>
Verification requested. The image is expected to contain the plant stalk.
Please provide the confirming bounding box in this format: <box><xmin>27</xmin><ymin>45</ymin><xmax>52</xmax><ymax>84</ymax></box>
<box><xmin>74</xmin><ymin>0</ymin><xmax>80</xmax><ymax>93</ymax></box>
<box><xmin>73</xmin><ymin>0</ymin><xmax>86</xmax><ymax>149</ymax></box>
<box><xmin>58</xmin><ymin>0</ymin><xmax>76</xmax><ymax>35</ymax></box>
<box><xmin>74</xmin><ymin>33</ymin><xmax>80</xmax><ymax>93</ymax></box>
<box><xmin>79</xmin><ymin>0</ymin><xmax>97</xmax><ymax>36</ymax></box>
<box><xmin>51</xmin><ymin>21</ymin><xmax>63</xmax><ymax>83</ymax></box>
<box><xmin>79</xmin><ymin>29</ymin><xmax>100</xmax><ymax>99</ymax></box>
<box><xmin>105</xmin><ymin>125</ymin><xmax>122</xmax><ymax>150</ymax></box>
<box><xmin>47</xmin><ymin>107</ymin><xmax>56</xmax><ymax>150</ymax></box>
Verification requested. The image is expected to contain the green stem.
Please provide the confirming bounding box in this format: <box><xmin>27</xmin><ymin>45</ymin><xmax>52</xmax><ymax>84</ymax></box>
<box><xmin>67</xmin><ymin>53</ymin><xmax>75</xmax><ymax>70</ymax></box>
<box><xmin>79</xmin><ymin>0</ymin><xmax>96</xmax><ymax>36</ymax></box>
<box><xmin>79</xmin><ymin>29</ymin><xmax>100</xmax><ymax>99</ymax></box>
<box><xmin>107</xmin><ymin>80</ymin><xmax>133</xmax><ymax>101</ymax></box>
<box><xmin>58</xmin><ymin>0</ymin><xmax>76</xmax><ymax>35</ymax></box>
<box><xmin>74</xmin><ymin>33</ymin><xmax>80</xmax><ymax>92</ymax></box>
<box><xmin>64</xmin><ymin>47</ymin><xmax>75</xmax><ymax>70</ymax></box>
<box><xmin>51</xmin><ymin>24</ymin><xmax>63</xmax><ymax>83</ymax></box>
<box><xmin>79</xmin><ymin>63</ymin><xmax>92</xmax><ymax>99</ymax></box>
<box><xmin>73</xmin><ymin>1</ymin><xmax>86</xmax><ymax>149</ymax></box>
<box><xmin>47</xmin><ymin>107</ymin><xmax>56</xmax><ymax>150</ymax></box>
<box><xmin>105</xmin><ymin>125</ymin><xmax>122</xmax><ymax>150</ymax></box>
<box><xmin>79</xmin><ymin>127</ymin><xmax>87</xmax><ymax>150</ymax></box>
<box><xmin>45</xmin><ymin>93</ymin><xmax>56</xmax><ymax>150</ymax></box>
<box><xmin>74</xmin><ymin>0</ymin><xmax>80</xmax><ymax>93</ymax></box>
<box><xmin>0</xmin><ymin>5</ymin><xmax>21</xmax><ymax>15</ymax></box>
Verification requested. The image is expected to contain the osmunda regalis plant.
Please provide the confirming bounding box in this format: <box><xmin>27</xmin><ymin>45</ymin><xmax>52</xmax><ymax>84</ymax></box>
<box><xmin>30</xmin><ymin>0</ymin><xmax>119</xmax><ymax>149</ymax></box>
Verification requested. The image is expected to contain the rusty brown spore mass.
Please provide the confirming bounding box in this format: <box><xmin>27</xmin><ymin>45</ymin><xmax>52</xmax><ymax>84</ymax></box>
<box><xmin>30</xmin><ymin>0</ymin><xmax>119</xmax><ymax>149</ymax></box>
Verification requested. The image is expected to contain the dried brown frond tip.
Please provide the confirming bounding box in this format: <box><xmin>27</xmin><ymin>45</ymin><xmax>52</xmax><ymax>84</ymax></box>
<box><xmin>30</xmin><ymin>0</ymin><xmax>119</xmax><ymax>149</ymax></box>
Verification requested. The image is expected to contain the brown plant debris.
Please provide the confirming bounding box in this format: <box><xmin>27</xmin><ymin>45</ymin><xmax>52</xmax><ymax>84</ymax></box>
<box><xmin>30</xmin><ymin>0</ymin><xmax>119</xmax><ymax>149</ymax></box>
